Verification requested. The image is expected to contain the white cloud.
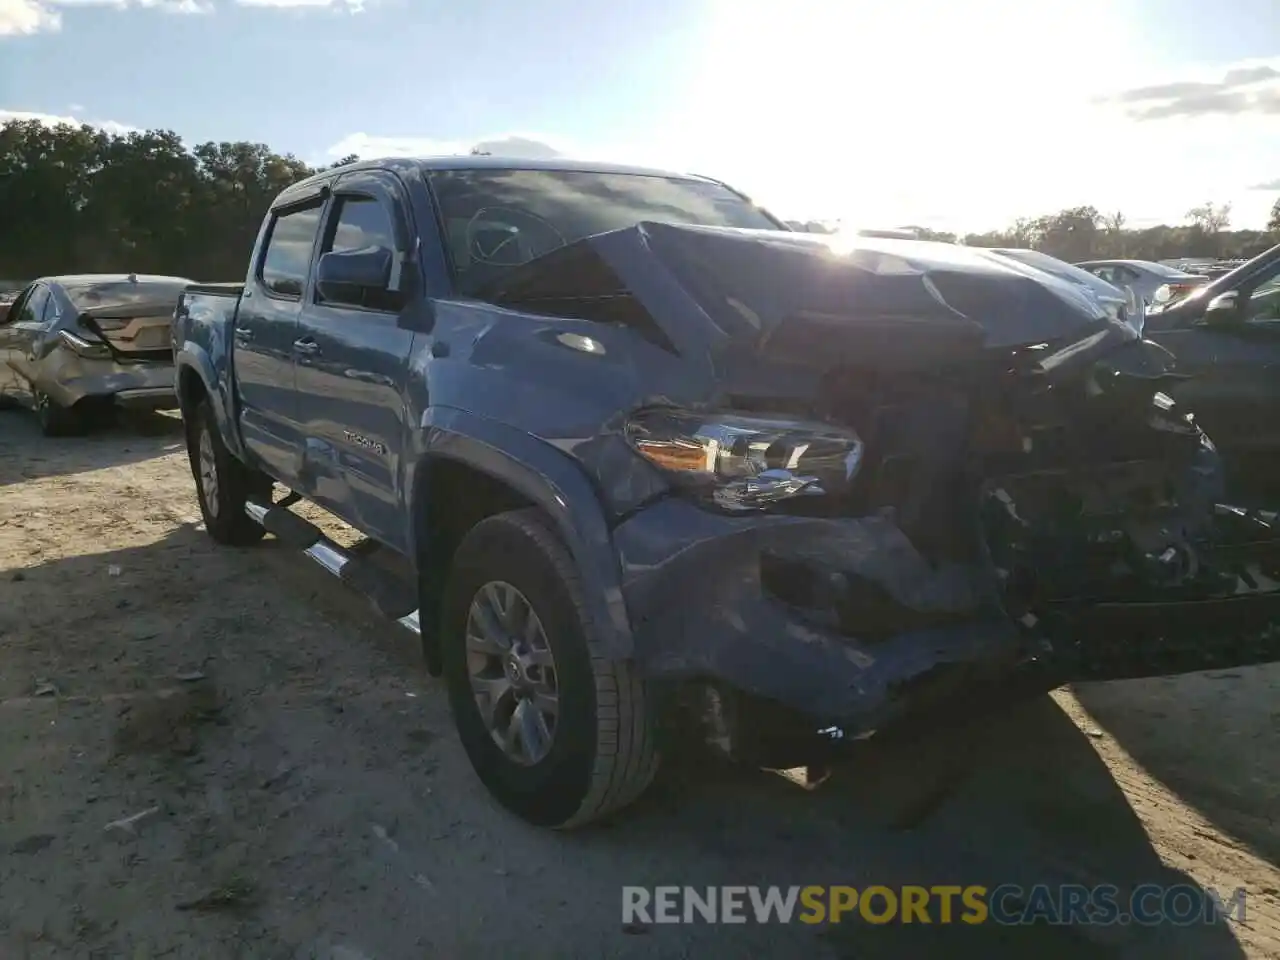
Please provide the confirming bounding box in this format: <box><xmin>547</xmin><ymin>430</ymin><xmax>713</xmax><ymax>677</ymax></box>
<box><xmin>234</xmin><ymin>0</ymin><xmax>366</xmax><ymax>8</ymax></box>
<box><xmin>1097</xmin><ymin>59</ymin><xmax>1280</xmax><ymax>121</ymax></box>
<box><xmin>0</xmin><ymin>0</ymin><xmax>59</xmax><ymax>34</ymax></box>
<box><xmin>0</xmin><ymin>107</ymin><xmax>138</xmax><ymax>136</ymax></box>
<box><xmin>324</xmin><ymin>132</ymin><xmax>578</xmax><ymax>163</ymax></box>
<box><xmin>0</xmin><ymin>0</ymin><xmax>314</xmax><ymax>34</ymax></box>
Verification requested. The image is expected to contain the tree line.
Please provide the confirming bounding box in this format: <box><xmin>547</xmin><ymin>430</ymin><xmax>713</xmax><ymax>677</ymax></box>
<box><xmin>3</xmin><ymin>118</ymin><xmax>1279</xmax><ymax>286</ymax></box>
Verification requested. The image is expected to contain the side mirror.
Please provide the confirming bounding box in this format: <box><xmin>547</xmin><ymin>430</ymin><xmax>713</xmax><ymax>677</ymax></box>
<box><xmin>1203</xmin><ymin>290</ymin><xmax>1243</xmax><ymax>326</ymax></box>
<box><xmin>316</xmin><ymin>246</ymin><xmax>394</xmax><ymax>304</ymax></box>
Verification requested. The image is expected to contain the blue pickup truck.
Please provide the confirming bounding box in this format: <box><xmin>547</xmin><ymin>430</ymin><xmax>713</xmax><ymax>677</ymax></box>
<box><xmin>172</xmin><ymin>156</ymin><xmax>1280</xmax><ymax>828</ymax></box>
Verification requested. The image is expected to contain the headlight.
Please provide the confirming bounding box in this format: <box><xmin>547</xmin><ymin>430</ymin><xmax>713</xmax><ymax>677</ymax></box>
<box><xmin>625</xmin><ymin>407</ymin><xmax>865</xmax><ymax>512</ymax></box>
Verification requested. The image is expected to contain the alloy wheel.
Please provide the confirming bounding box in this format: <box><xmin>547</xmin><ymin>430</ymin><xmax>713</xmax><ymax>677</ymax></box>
<box><xmin>198</xmin><ymin>425</ymin><xmax>220</xmax><ymax>518</ymax></box>
<box><xmin>464</xmin><ymin>580</ymin><xmax>560</xmax><ymax>765</ymax></box>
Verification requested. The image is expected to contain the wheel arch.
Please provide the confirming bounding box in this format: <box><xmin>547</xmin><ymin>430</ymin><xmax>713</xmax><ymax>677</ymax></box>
<box><xmin>408</xmin><ymin>409</ymin><xmax>635</xmax><ymax>664</ymax></box>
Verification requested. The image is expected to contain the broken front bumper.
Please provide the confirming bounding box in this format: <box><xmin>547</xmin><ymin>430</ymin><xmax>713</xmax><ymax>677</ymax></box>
<box><xmin>613</xmin><ymin>497</ymin><xmax>1280</xmax><ymax>737</ymax></box>
<box><xmin>614</xmin><ymin>499</ymin><xmax>1024</xmax><ymax>736</ymax></box>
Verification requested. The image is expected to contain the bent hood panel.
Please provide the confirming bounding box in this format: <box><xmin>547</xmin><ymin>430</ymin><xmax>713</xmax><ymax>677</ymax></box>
<box><xmin>552</xmin><ymin>223</ymin><xmax>1137</xmax><ymax>370</ymax></box>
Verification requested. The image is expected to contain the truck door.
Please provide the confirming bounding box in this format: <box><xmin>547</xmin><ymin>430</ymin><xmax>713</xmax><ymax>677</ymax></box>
<box><xmin>292</xmin><ymin>170</ymin><xmax>417</xmax><ymax>554</ymax></box>
<box><xmin>233</xmin><ymin>196</ymin><xmax>325</xmax><ymax>483</ymax></box>
<box><xmin>1153</xmin><ymin>261</ymin><xmax>1280</xmax><ymax>500</ymax></box>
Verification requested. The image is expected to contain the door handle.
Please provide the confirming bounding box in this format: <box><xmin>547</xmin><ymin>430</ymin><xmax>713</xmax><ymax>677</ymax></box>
<box><xmin>233</xmin><ymin>327</ymin><xmax>253</xmax><ymax>343</ymax></box>
<box><xmin>293</xmin><ymin>338</ymin><xmax>321</xmax><ymax>356</ymax></box>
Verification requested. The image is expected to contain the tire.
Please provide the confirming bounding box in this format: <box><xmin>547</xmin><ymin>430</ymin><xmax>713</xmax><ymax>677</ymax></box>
<box><xmin>440</xmin><ymin>508</ymin><xmax>659</xmax><ymax>828</ymax></box>
<box><xmin>34</xmin><ymin>389</ymin><xmax>83</xmax><ymax>437</ymax></box>
<box><xmin>186</xmin><ymin>397</ymin><xmax>269</xmax><ymax>546</ymax></box>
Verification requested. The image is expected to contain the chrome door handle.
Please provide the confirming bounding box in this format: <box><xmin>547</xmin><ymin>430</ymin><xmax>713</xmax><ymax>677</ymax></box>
<box><xmin>233</xmin><ymin>327</ymin><xmax>253</xmax><ymax>343</ymax></box>
<box><xmin>293</xmin><ymin>338</ymin><xmax>320</xmax><ymax>356</ymax></box>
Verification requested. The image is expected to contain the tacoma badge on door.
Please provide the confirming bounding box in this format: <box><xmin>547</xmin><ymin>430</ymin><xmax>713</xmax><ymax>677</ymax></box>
<box><xmin>343</xmin><ymin>430</ymin><xmax>388</xmax><ymax>455</ymax></box>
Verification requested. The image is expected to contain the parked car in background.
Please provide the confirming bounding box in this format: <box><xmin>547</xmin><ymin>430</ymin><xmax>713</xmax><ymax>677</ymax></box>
<box><xmin>1144</xmin><ymin>242</ymin><xmax>1280</xmax><ymax>500</ymax></box>
<box><xmin>1075</xmin><ymin>259</ymin><xmax>1208</xmax><ymax>308</ymax></box>
<box><xmin>0</xmin><ymin>290</ymin><xmax>17</xmax><ymax>326</ymax></box>
<box><xmin>172</xmin><ymin>155</ymin><xmax>1280</xmax><ymax>829</ymax></box>
<box><xmin>985</xmin><ymin>247</ymin><xmax>1145</xmax><ymax>335</ymax></box>
<box><xmin>0</xmin><ymin>273</ymin><xmax>190</xmax><ymax>435</ymax></box>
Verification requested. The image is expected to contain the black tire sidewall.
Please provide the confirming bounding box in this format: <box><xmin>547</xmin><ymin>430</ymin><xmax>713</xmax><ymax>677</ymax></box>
<box><xmin>187</xmin><ymin>399</ymin><xmax>263</xmax><ymax>544</ymax></box>
<box><xmin>35</xmin><ymin>391</ymin><xmax>69</xmax><ymax>436</ymax></box>
<box><xmin>441</xmin><ymin>515</ymin><xmax>599</xmax><ymax>827</ymax></box>
<box><xmin>188</xmin><ymin>404</ymin><xmax>222</xmax><ymax>527</ymax></box>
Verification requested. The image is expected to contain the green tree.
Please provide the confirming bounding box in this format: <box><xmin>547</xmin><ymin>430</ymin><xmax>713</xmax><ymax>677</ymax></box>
<box><xmin>1</xmin><ymin>118</ymin><xmax>1277</xmax><ymax>283</ymax></box>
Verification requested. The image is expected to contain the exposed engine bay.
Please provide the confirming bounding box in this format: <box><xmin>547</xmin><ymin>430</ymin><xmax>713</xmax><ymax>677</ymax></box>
<box><xmin>491</xmin><ymin>221</ymin><xmax>1280</xmax><ymax>748</ymax></box>
<box><xmin>808</xmin><ymin>331</ymin><xmax>1280</xmax><ymax>682</ymax></box>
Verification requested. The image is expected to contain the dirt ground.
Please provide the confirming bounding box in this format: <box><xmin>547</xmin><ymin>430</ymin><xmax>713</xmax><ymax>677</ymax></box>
<box><xmin>2</xmin><ymin>409</ymin><xmax>1279</xmax><ymax>960</ymax></box>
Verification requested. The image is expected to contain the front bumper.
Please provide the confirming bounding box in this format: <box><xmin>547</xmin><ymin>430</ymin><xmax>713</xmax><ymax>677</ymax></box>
<box><xmin>614</xmin><ymin>497</ymin><xmax>1280</xmax><ymax>737</ymax></box>
<box><xmin>614</xmin><ymin>499</ymin><xmax>1025</xmax><ymax>736</ymax></box>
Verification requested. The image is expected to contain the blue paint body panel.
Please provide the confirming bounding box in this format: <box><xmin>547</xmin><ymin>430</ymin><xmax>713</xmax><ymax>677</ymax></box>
<box><xmin>170</xmin><ymin>157</ymin><xmax>1280</xmax><ymax>733</ymax></box>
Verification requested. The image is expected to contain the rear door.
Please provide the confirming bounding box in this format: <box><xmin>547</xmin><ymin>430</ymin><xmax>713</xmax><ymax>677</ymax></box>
<box><xmin>0</xmin><ymin>283</ymin><xmax>52</xmax><ymax>394</ymax></box>
<box><xmin>292</xmin><ymin>170</ymin><xmax>417</xmax><ymax>552</ymax></box>
<box><xmin>1153</xmin><ymin>258</ymin><xmax>1280</xmax><ymax>491</ymax></box>
<box><xmin>233</xmin><ymin>197</ymin><xmax>326</xmax><ymax>483</ymax></box>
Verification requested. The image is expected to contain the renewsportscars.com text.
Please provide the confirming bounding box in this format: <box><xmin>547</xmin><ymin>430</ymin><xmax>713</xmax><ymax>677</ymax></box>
<box><xmin>621</xmin><ymin>884</ymin><xmax>1248</xmax><ymax>926</ymax></box>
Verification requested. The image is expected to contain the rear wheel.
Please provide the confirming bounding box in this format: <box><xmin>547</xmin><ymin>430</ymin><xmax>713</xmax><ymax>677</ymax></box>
<box><xmin>186</xmin><ymin>397</ymin><xmax>269</xmax><ymax>546</ymax></box>
<box><xmin>440</xmin><ymin>508</ymin><xmax>660</xmax><ymax>828</ymax></box>
<box><xmin>34</xmin><ymin>390</ymin><xmax>83</xmax><ymax>437</ymax></box>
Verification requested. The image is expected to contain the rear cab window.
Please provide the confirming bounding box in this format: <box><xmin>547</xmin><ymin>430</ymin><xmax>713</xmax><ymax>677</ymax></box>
<box><xmin>258</xmin><ymin>203</ymin><xmax>325</xmax><ymax>298</ymax></box>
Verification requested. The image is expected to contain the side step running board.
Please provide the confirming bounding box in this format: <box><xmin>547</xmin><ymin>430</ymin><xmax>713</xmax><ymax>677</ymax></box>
<box><xmin>244</xmin><ymin>500</ymin><xmax>421</xmax><ymax>634</ymax></box>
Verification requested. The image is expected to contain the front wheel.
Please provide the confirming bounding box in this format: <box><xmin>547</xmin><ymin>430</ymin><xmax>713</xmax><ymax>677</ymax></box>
<box><xmin>440</xmin><ymin>509</ymin><xmax>660</xmax><ymax>828</ymax></box>
<box><xmin>186</xmin><ymin>397</ymin><xmax>268</xmax><ymax>546</ymax></box>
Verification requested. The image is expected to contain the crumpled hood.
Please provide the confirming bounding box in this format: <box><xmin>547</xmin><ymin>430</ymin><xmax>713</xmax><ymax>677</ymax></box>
<box><xmin>498</xmin><ymin>222</ymin><xmax>1140</xmax><ymax>373</ymax></box>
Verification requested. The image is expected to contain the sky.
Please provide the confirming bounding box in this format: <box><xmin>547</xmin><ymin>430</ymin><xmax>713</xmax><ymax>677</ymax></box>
<box><xmin>2</xmin><ymin>0</ymin><xmax>1279</xmax><ymax>234</ymax></box>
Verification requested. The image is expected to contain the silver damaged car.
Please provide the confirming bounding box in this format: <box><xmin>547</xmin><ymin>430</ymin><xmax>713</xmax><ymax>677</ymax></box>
<box><xmin>0</xmin><ymin>273</ymin><xmax>190</xmax><ymax>435</ymax></box>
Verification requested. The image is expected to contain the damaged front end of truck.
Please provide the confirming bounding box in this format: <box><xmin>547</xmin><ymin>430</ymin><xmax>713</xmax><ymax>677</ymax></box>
<box><xmin>482</xmin><ymin>222</ymin><xmax>1280</xmax><ymax>760</ymax></box>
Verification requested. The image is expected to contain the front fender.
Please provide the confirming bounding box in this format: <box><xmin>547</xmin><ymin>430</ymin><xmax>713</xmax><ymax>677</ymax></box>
<box><xmin>175</xmin><ymin>343</ymin><xmax>245</xmax><ymax>460</ymax></box>
<box><xmin>410</xmin><ymin>405</ymin><xmax>633</xmax><ymax>661</ymax></box>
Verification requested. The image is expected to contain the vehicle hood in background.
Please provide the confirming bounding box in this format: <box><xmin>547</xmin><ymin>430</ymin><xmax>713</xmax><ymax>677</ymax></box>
<box><xmin>488</xmin><ymin>222</ymin><xmax>1137</xmax><ymax>373</ymax></box>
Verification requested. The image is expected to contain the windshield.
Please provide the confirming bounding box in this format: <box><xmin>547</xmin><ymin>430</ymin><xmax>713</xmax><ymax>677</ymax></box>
<box><xmin>426</xmin><ymin>168</ymin><xmax>783</xmax><ymax>296</ymax></box>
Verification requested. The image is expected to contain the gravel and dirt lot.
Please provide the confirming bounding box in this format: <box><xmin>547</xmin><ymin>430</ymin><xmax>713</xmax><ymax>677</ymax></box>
<box><xmin>2</xmin><ymin>409</ymin><xmax>1279</xmax><ymax>959</ymax></box>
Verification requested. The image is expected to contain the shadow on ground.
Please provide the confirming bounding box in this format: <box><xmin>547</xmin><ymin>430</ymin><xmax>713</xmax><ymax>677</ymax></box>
<box><xmin>0</xmin><ymin>407</ymin><xmax>185</xmax><ymax>486</ymax></box>
<box><xmin>0</xmin><ymin>526</ymin><xmax>1254</xmax><ymax>960</ymax></box>
<box><xmin>1074</xmin><ymin>671</ymin><xmax>1280</xmax><ymax>868</ymax></box>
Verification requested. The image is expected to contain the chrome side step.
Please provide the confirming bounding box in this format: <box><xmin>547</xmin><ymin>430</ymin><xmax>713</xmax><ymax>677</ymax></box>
<box><xmin>244</xmin><ymin>500</ymin><xmax>421</xmax><ymax>636</ymax></box>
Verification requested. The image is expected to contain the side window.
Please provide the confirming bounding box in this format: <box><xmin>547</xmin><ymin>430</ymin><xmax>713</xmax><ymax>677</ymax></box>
<box><xmin>1246</xmin><ymin>275</ymin><xmax>1280</xmax><ymax>323</ymax></box>
<box><xmin>259</xmin><ymin>202</ymin><xmax>325</xmax><ymax>298</ymax></box>
<box><xmin>315</xmin><ymin>194</ymin><xmax>401</xmax><ymax>311</ymax></box>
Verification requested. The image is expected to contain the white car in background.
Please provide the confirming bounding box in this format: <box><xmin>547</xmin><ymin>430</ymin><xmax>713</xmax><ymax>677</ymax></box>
<box><xmin>1075</xmin><ymin>259</ymin><xmax>1209</xmax><ymax>308</ymax></box>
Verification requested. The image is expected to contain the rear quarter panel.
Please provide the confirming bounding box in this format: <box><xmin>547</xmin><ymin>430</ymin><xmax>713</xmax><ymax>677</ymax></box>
<box><xmin>174</xmin><ymin>285</ymin><xmax>247</xmax><ymax>460</ymax></box>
